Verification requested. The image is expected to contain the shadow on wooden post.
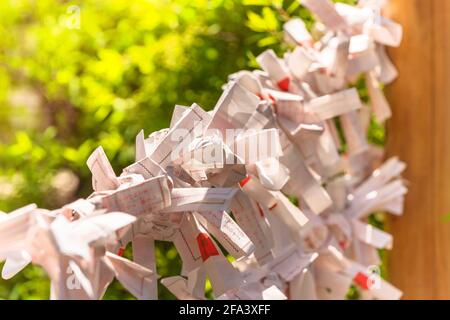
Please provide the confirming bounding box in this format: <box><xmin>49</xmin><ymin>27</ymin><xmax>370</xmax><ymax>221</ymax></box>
<box><xmin>385</xmin><ymin>0</ymin><xmax>450</xmax><ymax>299</ymax></box>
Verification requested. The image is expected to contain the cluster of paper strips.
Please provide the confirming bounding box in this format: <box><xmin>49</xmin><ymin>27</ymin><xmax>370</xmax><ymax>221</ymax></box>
<box><xmin>0</xmin><ymin>0</ymin><xmax>407</xmax><ymax>300</ymax></box>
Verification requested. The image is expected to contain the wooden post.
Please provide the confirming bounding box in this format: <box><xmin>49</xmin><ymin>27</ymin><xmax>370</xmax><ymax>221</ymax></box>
<box><xmin>385</xmin><ymin>0</ymin><xmax>450</xmax><ymax>299</ymax></box>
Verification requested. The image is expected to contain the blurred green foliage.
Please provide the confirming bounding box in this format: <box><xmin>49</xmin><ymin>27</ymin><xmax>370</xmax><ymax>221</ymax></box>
<box><xmin>0</xmin><ymin>0</ymin><xmax>384</xmax><ymax>300</ymax></box>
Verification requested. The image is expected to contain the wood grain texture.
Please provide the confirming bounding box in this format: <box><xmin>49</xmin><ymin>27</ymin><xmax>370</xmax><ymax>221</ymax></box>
<box><xmin>385</xmin><ymin>0</ymin><xmax>450</xmax><ymax>299</ymax></box>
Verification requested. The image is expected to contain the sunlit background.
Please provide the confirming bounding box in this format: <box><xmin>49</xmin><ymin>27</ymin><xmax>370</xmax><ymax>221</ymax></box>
<box><xmin>0</xmin><ymin>0</ymin><xmax>377</xmax><ymax>299</ymax></box>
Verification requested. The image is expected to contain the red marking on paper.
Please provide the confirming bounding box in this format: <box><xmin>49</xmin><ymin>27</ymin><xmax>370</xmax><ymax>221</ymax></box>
<box><xmin>117</xmin><ymin>246</ymin><xmax>125</xmax><ymax>257</ymax></box>
<box><xmin>277</xmin><ymin>77</ymin><xmax>290</xmax><ymax>91</ymax></box>
<box><xmin>353</xmin><ymin>272</ymin><xmax>370</xmax><ymax>290</ymax></box>
<box><xmin>339</xmin><ymin>240</ymin><xmax>348</xmax><ymax>249</ymax></box>
<box><xmin>197</xmin><ymin>233</ymin><xmax>219</xmax><ymax>262</ymax></box>
<box><xmin>268</xmin><ymin>94</ymin><xmax>276</xmax><ymax>104</ymax></box>
<box><xmin>239</xmin><ymin>175</ymin><xmax>251</xmax><ymax>187</ymax></box>
<box><xmin>256</xmin><ymin>203</ymin><xmax>265</xmax><ymax>217</ymax></box>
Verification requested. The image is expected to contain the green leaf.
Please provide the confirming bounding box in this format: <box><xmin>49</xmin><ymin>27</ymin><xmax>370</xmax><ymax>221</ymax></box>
<box><xmin>286</xmin><ymin>0</ymin><xmax>300</xmax><ymax>14</ymax></box>
<box><xmin>262</xmin><ymin>7</ymin><xmax>279</xmax><ymax>31</ymax></box>
<box><xmin>246</xmin><ymin>11</ymin><xmax>268</xmax><ymax>32</ymax></box>
<box><xmin>257</xmin><ymin>35</ymin><xmax>279</xmax><ymax>47</ymax></box>
<box><xmin>272</xmin><ymin>0</ymin><xmax>284</xmax><ymax>9</ymax></box>
<box><xmin>242</xmin><ymin>0</ymin><xmax>273</xmax><ymax>6</ymax></box>
<box><xmin>246</xmin><ymin>50</ymin><xmax>259</xmax><ymax>68</ymax></box>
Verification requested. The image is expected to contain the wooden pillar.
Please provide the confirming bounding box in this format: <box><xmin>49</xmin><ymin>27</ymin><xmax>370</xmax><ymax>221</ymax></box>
<box><xmin>385</xmin><ymin>0</ymin><xmax>450</xmax><ymax>299</ymax></box>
